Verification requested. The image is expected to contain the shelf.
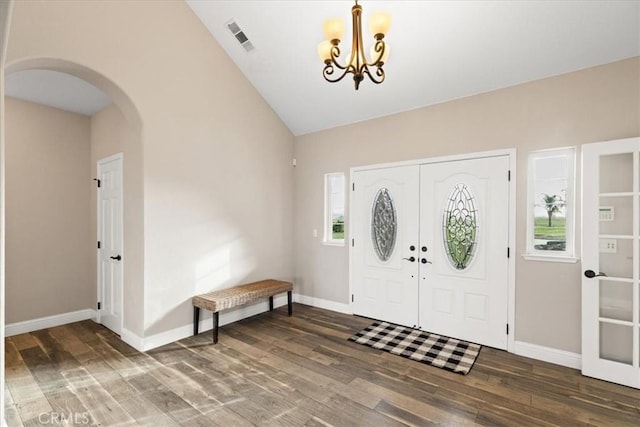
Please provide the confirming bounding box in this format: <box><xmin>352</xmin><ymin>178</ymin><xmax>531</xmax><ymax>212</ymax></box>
<box><xmin>598</xmin><ymin>234</ymin><xmax>634</xmax><ymax>240</ymax></box>
<box><xmin>599</xmin><ymin>192</ymin><xmax>636</xmax><ymax>197</ymax></box>
<box><xmin>598</xmin><ymin>317</ymin><xmax>634</xmax><ymax>327</ymax></box>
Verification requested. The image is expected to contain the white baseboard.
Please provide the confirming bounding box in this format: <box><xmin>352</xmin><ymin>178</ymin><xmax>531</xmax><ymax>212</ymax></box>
<box><xmin>294</xmin><ymin>294</ymin><xmax>352</xmax><ymax>314</ymax></box>
<box><xmin>1</xmin><ymin>302</ymin><xmax>584</xmax><ymax>375</ymax></box>
<box><xmin>120</xmin><ymin>327</ymin><xmax>145</xmax><ymax>351</ymax></box>
<box><xmin>5</xmin><ymin>309</ymin><xmax>96</xmax><ymax>337</ymax></box>
<box><xmin>128</xmin><ymin>294</ymin><xmax>291</xmax><ymax>352</ymax></box>
<box><xmin>128</xmin><ymin>293</ymin><xmax>351</xmax><ymax>352</ymax></box>
<box><xmin>514</xmin><ymin>340</ymin><xmax>582</xmax><ymax>370</ymax></box>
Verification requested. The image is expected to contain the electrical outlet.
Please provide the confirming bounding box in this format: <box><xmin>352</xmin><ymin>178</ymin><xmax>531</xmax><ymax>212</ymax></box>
<box><xmin>312</xmin><ymin>229</ymin><xmax>318</xmax><ymax>238</ymax></box>
<box><xmin>599</xmin><ymin>238</ymin><xmax>617</xmax><ymax>253</ymax></box>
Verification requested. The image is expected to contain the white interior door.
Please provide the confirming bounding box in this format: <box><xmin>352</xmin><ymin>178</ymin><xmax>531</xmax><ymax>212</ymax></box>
<box><xmin>97</xmin><ymin>154</ymin><xmax>123</xmax><ymax>335</ymax></box>
<box><xmin>582</xmin><ymin>137</ymin><xmax>639</xmax><ymax>389</ymax></box>
<box><xmin>419</xmin><ymin>156</ymin><xmax>510</xmax><ymax>349</ymax></box>
<box><xmin>352</xmin><ymin>166</ymin><xmax>420</xmax><ymax>327</ymax></box>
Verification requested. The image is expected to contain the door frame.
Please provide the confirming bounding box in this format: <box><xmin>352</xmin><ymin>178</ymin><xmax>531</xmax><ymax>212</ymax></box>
<box><xmin>96</xmin><ymin>152</ymin><xmax>124</xmax><ymax>333</ymax></box>
<box><xmin>349</xmin><ymin>148</ymin><xmax>517</xmax><ymax>352</ymax></box>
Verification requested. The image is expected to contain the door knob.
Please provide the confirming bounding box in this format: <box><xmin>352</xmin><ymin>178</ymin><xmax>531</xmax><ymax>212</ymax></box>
<box><xmin>421</xmin><ymin>246</ymin><xmax>428</xmax><ymax>252</ymax></box>
<box><xmin>110</xmin><ymin>255</ymin><xmax>122</xmax><ymax>261</ymax></box>
<box><xmin>584</xmin><ymin>269</ymin><xmax>606</xmax><ymax>278</ymax></box>
<box><xmin>402</xmin><ymin>256</ymin><xmax>416</xmax><ymax>262</ymax></box>
<box><xmin>409</xmin><ymin>245</ymin><xmax>416</xmax><ymax>251</ymax></box>
<box><xmin>421</xmin><ymin>258</ymin><xmax>432</xmax><ymax>264</ymax></box>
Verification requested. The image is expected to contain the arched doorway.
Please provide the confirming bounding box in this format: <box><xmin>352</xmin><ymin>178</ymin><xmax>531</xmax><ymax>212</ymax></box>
<box><xmin>3</xmin><ymin>58</ymin><xmax>143</xmax><ymax>338</ymax></box>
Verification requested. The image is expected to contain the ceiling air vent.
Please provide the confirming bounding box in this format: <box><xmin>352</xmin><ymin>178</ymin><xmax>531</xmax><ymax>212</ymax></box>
<box><xmin>227</xmin><ymin>20</ymin><xmax>254</xmax><ymax>53</ymax></box>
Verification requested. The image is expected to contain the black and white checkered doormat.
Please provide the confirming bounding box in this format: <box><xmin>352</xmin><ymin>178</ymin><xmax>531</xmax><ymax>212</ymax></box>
<box><xmin>348</xmin><ymin>321</ymin><xmax>481</xmax><ymax>375</ymax></box>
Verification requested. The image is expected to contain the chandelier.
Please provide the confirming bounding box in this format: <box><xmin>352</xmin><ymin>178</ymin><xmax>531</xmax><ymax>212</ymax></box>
<box><xmin>317</xmin><ymin>0</ymin><xmax>391</xmax><ymax>90</ymax></box>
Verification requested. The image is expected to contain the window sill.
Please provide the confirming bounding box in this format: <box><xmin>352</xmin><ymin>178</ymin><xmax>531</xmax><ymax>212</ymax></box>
<box><xmin>323</xmin><ymin>241</ymin><xmax>345</xmax><ymax>247</ymax></box>
<box><xmin>522</xmin><ymin>254</ymin><xmax>579</xmax><ymax>263</ymax></box>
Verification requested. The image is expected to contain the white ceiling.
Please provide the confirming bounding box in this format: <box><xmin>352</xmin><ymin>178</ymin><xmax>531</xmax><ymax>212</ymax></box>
<box><xmin>5</xmin><ymin>69</ymin><xmax>111</xmax><ymax>116</ymax></box>
<box><xmin>187</xmin><ymin>0</ymin><xmax>640</xmax><ymax>136</ymax></box>
<box><xmin>4</xmin><ymin>2</ymin><xmax>638</xmax><ymax>132</ymax></box>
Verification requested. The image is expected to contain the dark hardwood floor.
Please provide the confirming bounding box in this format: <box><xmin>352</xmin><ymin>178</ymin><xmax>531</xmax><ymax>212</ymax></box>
<box><xmin>5</xmin><ymin>304</ymin><xmax>640</xmax><ymax>426</ymax></box>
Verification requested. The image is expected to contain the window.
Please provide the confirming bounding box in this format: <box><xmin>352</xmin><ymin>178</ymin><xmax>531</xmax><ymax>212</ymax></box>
<box><xmin>324</xmin><ymin>173</ymin><xmax>345</xmax><ymax>245</ymax></box>
<box><xmin>525</xmin><ymin>148</ymin><xmax>577</xmax><ymax>262</ymax></box>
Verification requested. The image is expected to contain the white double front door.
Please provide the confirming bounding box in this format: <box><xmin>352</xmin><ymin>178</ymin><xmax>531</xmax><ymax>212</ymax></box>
<box><xmin>352</xmin><ymin>156</ymin><xmax>510</xmax><ymax>349</ymax></box>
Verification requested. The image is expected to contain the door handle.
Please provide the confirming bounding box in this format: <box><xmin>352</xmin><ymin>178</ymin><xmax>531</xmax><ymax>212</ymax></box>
<box><xmin>584</xmin><ymin>269</ymin><xmax>606</xmax><ymax>278</ymax></box>
<box><xmin>110</xmin><ymin>255</ymin><xmax>122</xmax><ymax>261</ymax></box>
<box><xmin>421</xmin><ymin>258</ymin><xmax>432</xmax><ymax>264</ymax></box>
<box><xmin>402</xmin><ymin>256</ymin><xmax>416</xmax><ymax>262</ymax></box>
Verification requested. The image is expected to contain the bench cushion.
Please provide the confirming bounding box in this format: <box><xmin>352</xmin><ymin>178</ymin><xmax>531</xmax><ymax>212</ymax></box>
<box><xmin>192</xmin><ymin>279</ymin><xmax>293</xmax><ymax>312</ymax></box>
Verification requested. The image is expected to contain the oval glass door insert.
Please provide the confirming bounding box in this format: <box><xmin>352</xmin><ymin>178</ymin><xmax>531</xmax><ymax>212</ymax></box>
<box><xmin>443</xmin><ymin>183</ymin><xmax>478</xmax><ymax>270</ymax></box>
<box><xmin>371</xmin><ymin>188</ymin><xmax>397</xmax><ymax>262</ymax></box>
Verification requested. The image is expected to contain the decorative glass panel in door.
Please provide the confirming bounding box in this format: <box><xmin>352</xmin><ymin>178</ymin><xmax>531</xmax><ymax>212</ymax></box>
<box><xmin>371</xmin><ymin>188</ymin><xmax>397</xmax><ymax>262</ymax></box>
<box><xmin>582</xmin><ymin>138</ymin><xmax>640</xmax><ymax>389</ymax></box>
<box><xmin>442</xmin><ymin>183</ymin><xmax>479</xmax><ymax>270</ymax></box>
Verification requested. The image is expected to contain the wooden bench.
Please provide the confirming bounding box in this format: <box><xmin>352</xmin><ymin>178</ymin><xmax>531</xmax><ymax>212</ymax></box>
<box><xmin>192</xmin><ymin>279</ymin><xmax>293</xmax><ymax>344</ymax></box>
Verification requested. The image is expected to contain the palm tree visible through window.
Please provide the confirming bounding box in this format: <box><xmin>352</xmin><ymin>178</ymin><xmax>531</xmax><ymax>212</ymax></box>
<box><xmin>540</xmin><ymin>193</ymin><xmax>565</xmax><ymax>227</ymax></box>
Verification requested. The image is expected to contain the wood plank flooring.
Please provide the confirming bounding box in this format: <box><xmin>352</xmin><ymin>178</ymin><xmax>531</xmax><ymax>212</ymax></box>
<box><xmin>5</xmin><ymin>304</ymin><xmax>640</xmax><ymax>426</ymax></box>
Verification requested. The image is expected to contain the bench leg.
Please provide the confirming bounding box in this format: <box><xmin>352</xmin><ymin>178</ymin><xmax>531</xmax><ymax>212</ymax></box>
<box><xmin>287</xmin><ymin>291</ymin><xmax>292</xmax><ymax>316</ymax></box>
<box><xmin>193</xmin><ymin>307</ymin><xmax>200</xmax><ymax>336</ymax></box>
<box><xmin>269</xmin><ymin>296</ymin><xmax>274</xmax><ymax>311</ymax></box>
<box><xmin>213</xmin><ymin>311</ymin><xmax>219</xmax><ymax>344</ymax></box>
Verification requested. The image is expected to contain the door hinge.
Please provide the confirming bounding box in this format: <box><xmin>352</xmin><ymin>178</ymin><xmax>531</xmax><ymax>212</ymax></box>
<box><xmin>351</xmin><ymin>238</ymin><xmax>355</xmax><ymax>247</ymax></box>
<box><xmin>351</xmin><ymin>294</ymin><xmax>354</xmax><ymax>302</ymax></box>
<box><xmin>93</xmin><ymin>178</ymin><xmax>101</xmax><ymax>188</ymax></box>
<box><xmin>97</xmin><ymin>302</ymin><xmax>101</xmax><ymax>310</ymax></box>
<box><xmin>507</xmin><ymin>247</ymin><xmax>510</xmax><ymax>258</ymax></box>
<box><xmin>352</xmin><ymin>183</ymin><xmax>355</xmax><ymax>191</ymax></box>
<box><xmin>97</xmin><ymin>241</ymin><xmax>101</xmax><ymax>249</ymax></box>
<box><xmin>506</xmin><ymin>324</ymin><xmax>509</xmax><ymax>335</ymax></box>
<box><xmin>508</xmin><ymin>170</ymin><xmax>511</xmax><ymax>181</ymax></box>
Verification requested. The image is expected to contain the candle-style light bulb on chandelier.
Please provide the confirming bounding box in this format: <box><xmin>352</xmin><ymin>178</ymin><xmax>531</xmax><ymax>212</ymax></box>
<box><xmin>317</xmin><ymin>0</ymin><xmax>391</xmax><ymax>90</ymax></box>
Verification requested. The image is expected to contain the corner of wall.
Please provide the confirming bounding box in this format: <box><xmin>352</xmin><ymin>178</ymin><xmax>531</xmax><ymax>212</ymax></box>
<box><xmin>514</xmin><ymin>340</ymin><xmax>582</xmax><ymax>370</ymax></box>
<box><xmin>132</xmin><ymin>293</ymin><xmax>350</xmax><ymax>352</ymax></box>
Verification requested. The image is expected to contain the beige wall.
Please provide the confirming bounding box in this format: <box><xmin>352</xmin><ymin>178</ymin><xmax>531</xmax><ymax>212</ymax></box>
<box><xmin>90</xmin><ymin>104</ymin><xmax>144</xmax><ymax>335</ymax></box>
<box><xmin>6</xmin><ymin>0</ymin><xmax>635</xmax><ymax>355</ymax></box>
<box><xmin>2</xmin><ymin>2</ymin><xmax>14</xmax><ymax>419</ymax></box>
<box><xmin>5</xmin><ymin>97</ymin><xmax>93</xmax><ymax>323</ymax></box>
<box><xmin>294</xmin><ymin>58</ymin><xmax>640</xmax><ymax>353</ymax></box>
<box><xmin>6</xmin><ymin>0</ymin><xmax>294</xmax><ymax>339</ymax></box>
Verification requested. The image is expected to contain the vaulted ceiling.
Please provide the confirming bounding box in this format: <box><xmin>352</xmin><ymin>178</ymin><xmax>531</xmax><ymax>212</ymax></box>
<box><xmin>5</xmin><ymin>1</ymin><xmax>640</xmax><ymax>136</ymax></box>
<box><xmin>188</xmin><ymin>0</ymin><xmax>640</xmax><ymax>135</ymax></box>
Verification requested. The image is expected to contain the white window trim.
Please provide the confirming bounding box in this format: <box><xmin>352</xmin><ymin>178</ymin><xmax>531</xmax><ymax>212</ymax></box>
<box><xmin>324</xmin><ymin>172</ymin><xmax>345</xmax><ymax>246</ymax></box>
<box><xmin>524</xmin><ymin>147</ymin><xmax>578</xmax><ymax>262</ymax></box>
<box><xmin>521</xmin><ymin>253</ymin><xmax>579</xmax><ymax>263</ymax></box>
